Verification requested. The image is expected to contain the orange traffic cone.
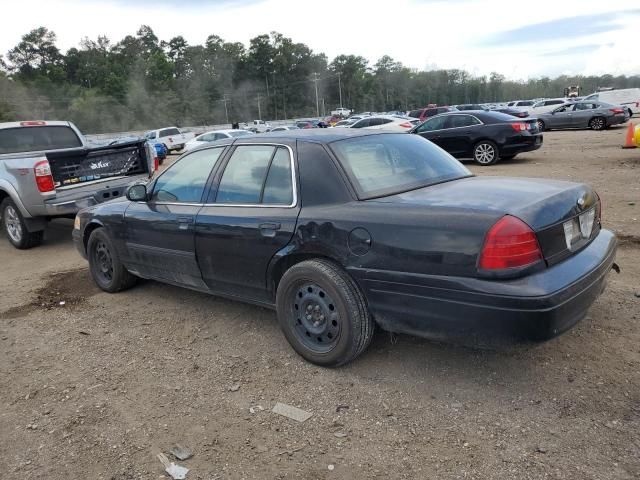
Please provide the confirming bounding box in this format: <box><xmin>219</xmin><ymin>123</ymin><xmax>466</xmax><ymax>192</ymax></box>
<box><xmin>622</xmin><ymin>121</ymin><xmax>637</xmax><ymax>149</ymax></box>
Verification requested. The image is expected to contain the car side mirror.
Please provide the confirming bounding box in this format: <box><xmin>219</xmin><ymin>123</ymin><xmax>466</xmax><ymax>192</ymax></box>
<box><xmin>127</xmin><ymin>184</ymin><xmax>148</xmax><ymax>202</ymax></box>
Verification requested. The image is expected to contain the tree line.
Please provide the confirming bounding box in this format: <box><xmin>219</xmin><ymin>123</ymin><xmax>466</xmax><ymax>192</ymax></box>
<box><xmin>1</xmin><ymin>26</ymin><xmax>639</xmax><ymax>134</ymax></box>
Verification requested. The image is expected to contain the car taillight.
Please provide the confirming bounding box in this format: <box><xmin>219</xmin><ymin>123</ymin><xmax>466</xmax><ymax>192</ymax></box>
<box><xmin>20</xmin><ymin>121</ymin><xmax>47</xmax><ymax>126</ymax></box>
<box><xmin>479</xmin><ymin>215</ymin><xmax>543</xmax><ymax>270</ymax></box>
<box><xmin>610</xmin><ymin>108</ymin><xmax>624</xmax><ymax>114</ymax></box>
<box><xmin>510</xmin><ymin>122</ymin><xmax>528</xmax><ymax>131</ymax></box>
<box><xmin>34</xmin><ymin>160</ymin><xmax>55</xmax><ymax>192</ymax></box>
<box><xmin>399</xmin><ymin>122</ymin><xmax>413</xmax><ymax>128</ymax></box>
<box><xmin>153</xmin><ymin>157</ymin><xmax>159</xmax><ymax>171</ymax></box>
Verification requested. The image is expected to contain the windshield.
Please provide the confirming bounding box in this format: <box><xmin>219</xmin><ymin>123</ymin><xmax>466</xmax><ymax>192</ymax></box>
<box><xmin>330</xmin><ymin>134</ymin><xmax>471</xmax><ymax>199</ymax></box>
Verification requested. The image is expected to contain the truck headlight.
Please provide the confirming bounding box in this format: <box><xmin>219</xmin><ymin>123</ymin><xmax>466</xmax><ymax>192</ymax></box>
<box><xmin>74</xmin><ymin>215</ymin><xmax>81</xmax><ymax>230</ymax></box>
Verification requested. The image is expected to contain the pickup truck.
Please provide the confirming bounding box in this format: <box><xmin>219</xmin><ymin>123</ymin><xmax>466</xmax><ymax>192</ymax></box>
<box><xmin>143</xmin><ymin>126</ymin><xmax>195</xmax><ymax>153</ymax></box>
<box><xmin>330</xmin><ymin>107</ymin><xmax>352</xmax><ymax>117</ymax></box>
<box><xmin>0</xmin><ymin>120</ymin><xmax>157</xmax><ymax>249</ymax></box>
<box><xmin>243</xmin><ymin>120</ymin><xmax>271</xmax><ymax>133</ymax></box>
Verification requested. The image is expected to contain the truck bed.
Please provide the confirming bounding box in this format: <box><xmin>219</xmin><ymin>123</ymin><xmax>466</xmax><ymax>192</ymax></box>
<box><xmin>46</xmin><ymin>139</ymin><xmax>150</xmax><ymax>188</ymax></box>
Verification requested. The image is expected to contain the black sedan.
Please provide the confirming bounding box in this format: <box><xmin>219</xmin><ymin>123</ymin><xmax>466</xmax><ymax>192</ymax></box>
<box><xmin>73</xmin><ymin>131</ymin><xmax>616</xmax><ymax>366</ymax></box>
<box><xmin>410</xmin><ymin>110</ymin><xmax>542</xmax><ymax>165</ymax></box>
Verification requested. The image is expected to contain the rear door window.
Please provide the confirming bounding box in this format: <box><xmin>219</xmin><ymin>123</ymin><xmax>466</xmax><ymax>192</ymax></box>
<box><xmin>0</xmin><ymin>126</ymin><xmax>82</xmax><ymax>154</ymax></box>
<box><xmin>425</xmin><ymin>109</ymin><xmax>438</xmax><ymax>117</ymax></box>
<box><xmin>216</xmin><ymin>145</ymin><xmax>293</xmax><ymax>205</ymax></box>
<box><xmin>445</xmin><ymin>115</ymin><xmax>481</xmax><ymax>129</ymax></box>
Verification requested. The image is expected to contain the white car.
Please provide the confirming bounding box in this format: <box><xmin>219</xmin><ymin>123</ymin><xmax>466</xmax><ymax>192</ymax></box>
<box><xmin>333</xmin><ymin>119</ymin><xmax>357</xmax><ymax>128</ymax></box>
<box><xmin>269</xmin><ymin>125</ymin><xmax>300</xmax><ymax>132</ymax></box>
<box><xmin>349</xmin><ymin>115</ymin><xmax>418</xmax><ymax>131</ymax></box>
<box><xmin>583</xmin><ymin>88</ymin><xmax>640</xmax><ymax>115</ymax></box>
<box><xmin>506</xmin><ymin>100</ymin><xmax>535</xmax><ymax>112</ymax></box>
<box><xmin>183</xmin><ymin>129</ymin><xmax>254</xmax><ymax>151</ymax></box>
<box><xmin>143</xmin><ymin>127</ymin><xmax>195</xmax><ymax>153</ymax></box>
<box><xmin>530</xmin><ymin>98</ymin><xmax>568</xmax><ymax>114</ymax></box>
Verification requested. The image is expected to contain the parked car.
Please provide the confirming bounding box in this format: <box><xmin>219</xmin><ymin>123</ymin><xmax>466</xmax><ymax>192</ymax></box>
<box><xmin>535</xmin><ymin>102</ymin><xmax>629</xmax><ymax>132</ymax></box>
<box><xmin>73</xmin><ymin>130</ymin><xmax>616</xmax><ymax>366</ymax></box>
<box><xmin>583</xmin><ymin>88</ymin><xmax>640</xmax><ymax>116</ymax></box>
<box><xmin>143</xmin><ymin>127</ymin><xmax>194</xmax><ymax>153</ymax></box>
<box><xmin>453</xmin><ymin>104</ymin><xmax>486</xmax><ymax>111</ymax></box>
<box><xmin>269</xmin><ymin>125</ymin><xmax>301</xmax><ymax>132</ymax></box>
<box><xmin>184</xmin><ymin>129</ymin><xmax>254</xmax><ymax>151</ymax></box>
<box><xmin>492</xmin><ymin>108</ymin><xmax>529</xmax><ymax>118</ymax></box>
<box><xmin>349</xmin><ymin>115</ymin><xmax>417</xmax><ymax>131</ymax></box>
<box><xmin>333</xmin><ymin>119</ymin><xmax>357</xmax><ymax>128</ymax></box>
<box><xmin>407</xmin><ymin>106</ymin><xmax>457</xmax><ymax>122</ymax></box>
<box><xmin>0</xmin><ymin>120</ymin><xmax>156</xmax><ymax>249</ymax></box>
<box><xmin>530</xmin><ymin>98</ymin><xmax>568</xmax><ymax>114</ymax></box>
<box><xmin>296</xmin><ymin>121</ymin><xmax>315</xmax><ymax>129</ymax></box>
<box><xmin>410</xmin><ymin>111</ymin><xmax>542</xmax><ymax>165</ymax></box>
<box><xmin>506</xmin><ymin>100</ymin><xmax>535</xmax><ymax>112</ymax></box>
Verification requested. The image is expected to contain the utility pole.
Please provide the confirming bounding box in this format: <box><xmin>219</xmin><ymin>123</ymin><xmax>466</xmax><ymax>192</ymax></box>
<box><xmin>338</xmin><ymin>72</ymin><xmax>343</xmax><ymax>108</ymax></box>
<box><xmin>312</xmin><ymin>72</ymin><xmax>320</xmax><ymax>117</ymax></box>
<box><xmin>265</xmin><ymin>76</ymin><xmax>270</xmax><ymax>118</ymax></box>
<box><xmin>222</xmin><ymin>94</ymin><xmax>230</xmax><ymax>124</ymax></box>
<box><xmin>257</xmin><ymin>94</ymin><xmax>262</xmax><ymax>120</ymax></box>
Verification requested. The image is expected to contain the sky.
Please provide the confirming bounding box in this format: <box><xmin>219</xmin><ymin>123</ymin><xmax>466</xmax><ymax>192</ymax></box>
<box><xmin>1</xmin><ymin>0</ymin><xmax>639</xmax><ymax>79</ymax></box>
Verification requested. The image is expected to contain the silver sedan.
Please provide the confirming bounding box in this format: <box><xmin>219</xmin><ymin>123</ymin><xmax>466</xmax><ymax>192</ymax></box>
<box><xmin>535</xmin><ymin>101</ymin><xmax>629</xmax><ymax>131</ymax></box>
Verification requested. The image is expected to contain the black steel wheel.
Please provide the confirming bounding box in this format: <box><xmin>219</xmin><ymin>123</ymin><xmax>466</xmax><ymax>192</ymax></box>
<box><xmin>87</xmin><ymin>228</ymin><xmax>137</xmax><ymax>293</ymax></box>
<box><xmin>276</xmin><ymin>259</ymin><xmax>374</xmax><ymax>367</ymax></box>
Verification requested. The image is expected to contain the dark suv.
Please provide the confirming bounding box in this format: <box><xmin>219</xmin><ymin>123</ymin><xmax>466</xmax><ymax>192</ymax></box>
<box><xmin>408</xmin><ymin>106</ymin><xmax>457</xmax><ymax>122</ymax></box>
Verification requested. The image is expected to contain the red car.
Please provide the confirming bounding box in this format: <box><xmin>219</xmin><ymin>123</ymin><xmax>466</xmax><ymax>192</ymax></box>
<box><xmin>408</xmin><ymin>106</ymin><xmax>457</xmax><ymax>122</ymax></box>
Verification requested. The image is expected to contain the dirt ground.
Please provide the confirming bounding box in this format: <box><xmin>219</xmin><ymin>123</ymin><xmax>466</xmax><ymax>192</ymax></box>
<box><xmin>1</xmin><ymin>126</ymin><xmax>639</xmax><ymax>480</ymax></box>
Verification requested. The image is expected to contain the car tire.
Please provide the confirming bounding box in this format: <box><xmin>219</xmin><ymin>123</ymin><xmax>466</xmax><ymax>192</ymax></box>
<box><xmin>1</xmin><ymin>198</ymin><xmax>44</xmax><ymax>249</ymax></box>
<box><xmin>536</xmin><ymin>119</ymin><xmax>545</xmax><ymax>132</ymax></box>
<box><xmin>87</xmin><ymin>228</ymin><xmax>137</xmax><ymax>293</ymax></box>
<box><xmin>276</xmin><ymin>259</ymin><xmax>374</xmax><ymax>367</ymax></box>
<box><xmin>473</xmin><ymin>140</ymin><xmax>499</xmax><ymax>166</ymax></box>
<box><xmin>589</xmin><ymin>117</ymin><xmax>606</xmax><ymax>131</ymax></box>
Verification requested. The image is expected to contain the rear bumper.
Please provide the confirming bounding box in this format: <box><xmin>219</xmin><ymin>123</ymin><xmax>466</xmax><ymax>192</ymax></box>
<box><xmin>350</xmin><ymin>229</ymin><xmax>617</xmax><ymax>342</ymax></box>
<box><xmin>501</xmin><ymin>134</ymin><xmax>543</xmax><ymax>156</ymax></box>
<box><xmin>607</xmin><ymin>115</ymin><xmax>628</xmax><ymax>127</ymax></box>
<box><xmin>72</xmin><ymin>228</ymin><xmax>86</xmax><ymax>259</ymax></box>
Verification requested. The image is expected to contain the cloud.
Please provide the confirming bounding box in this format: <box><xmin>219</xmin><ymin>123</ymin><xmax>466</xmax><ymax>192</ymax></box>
<box><xmin>484</xmin><ymin>10</ymin><xmax>640</xmax><ymax>45</ymax></box>
<box><xmin>539</xmin><ymin>43</ymin><xmax>613</xmax><ymax>57</ymax></box>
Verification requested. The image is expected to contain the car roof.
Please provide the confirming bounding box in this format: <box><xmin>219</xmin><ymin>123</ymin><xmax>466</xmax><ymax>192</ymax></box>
<box><xmin>208</xmin><ymin>129</ymin><xmax>403</xmax><ymax>146</ymax></box>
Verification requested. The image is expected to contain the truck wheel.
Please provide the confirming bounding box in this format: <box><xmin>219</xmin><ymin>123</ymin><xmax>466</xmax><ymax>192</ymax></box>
<box><xmin>87</xmin><ymin>228</ymin><xmax>137</xmax><ymax>293</ymax></box>
<box><xmin>276</xmin><ymin>259</ymin><xmax>374</xmax><ymax>367</ymax></box>
<box><xmin>1</xmin><ymin>198</ymin><xmax>44</xmax><ymax>249</ymax></box>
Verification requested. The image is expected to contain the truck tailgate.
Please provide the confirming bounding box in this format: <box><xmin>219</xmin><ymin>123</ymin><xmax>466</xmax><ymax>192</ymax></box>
<box><xmin>46</xmin><ymin>139</ymin><xmax>150</xmax><ymax>188</ymax></box>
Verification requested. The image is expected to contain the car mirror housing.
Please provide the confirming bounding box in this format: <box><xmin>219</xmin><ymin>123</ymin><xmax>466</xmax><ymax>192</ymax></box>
<box><xmin>127</xmin><ymin>184</ymin><xmax>148</xmax><ymax>202</ymax></box>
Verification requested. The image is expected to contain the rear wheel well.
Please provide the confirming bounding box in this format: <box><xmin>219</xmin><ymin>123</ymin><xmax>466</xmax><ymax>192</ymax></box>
<box><xmin>271</xmin><ymin>253</ymin><xmax>338</xmax><ymax>296</ymax></box>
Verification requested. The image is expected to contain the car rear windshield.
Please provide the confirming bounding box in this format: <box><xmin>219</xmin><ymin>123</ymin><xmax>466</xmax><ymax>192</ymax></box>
<box><xmin>330</xmin><ymin>134</ymin><xmax>471</xmax><ymax>199</ymax></box>
<box><xmin>0</xmin><ymin>126</ymin><xmax>82</xmax><ymax>154</ymax></box>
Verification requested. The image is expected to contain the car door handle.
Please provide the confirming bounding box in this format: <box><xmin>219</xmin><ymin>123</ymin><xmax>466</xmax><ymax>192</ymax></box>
<box><xmin>259</xmin><ymin>222</ymin><xmax>281</xmax><ymax>237</ymax></box>
<box><xmin>177</xmin><ymin>216</ymin><xmax>194</xmax><ymax>230</ymax></box>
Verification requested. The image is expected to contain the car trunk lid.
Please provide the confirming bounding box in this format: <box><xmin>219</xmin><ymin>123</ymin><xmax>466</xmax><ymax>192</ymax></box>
<box><xmin>376</xmin><ymin>176</ymin><xmax>600</xmax><ymax>265</ymax></box>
